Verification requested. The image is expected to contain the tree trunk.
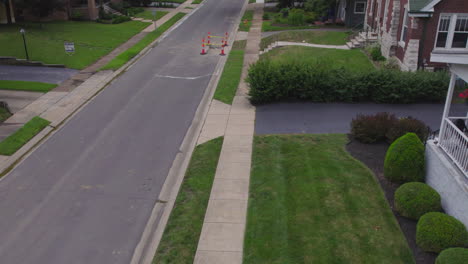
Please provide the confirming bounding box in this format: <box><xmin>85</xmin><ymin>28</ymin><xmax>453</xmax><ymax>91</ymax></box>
<box><xmin>5</xmin><ymin>0</ymin><xmax>12</xmax><ymax>24</ymax></box>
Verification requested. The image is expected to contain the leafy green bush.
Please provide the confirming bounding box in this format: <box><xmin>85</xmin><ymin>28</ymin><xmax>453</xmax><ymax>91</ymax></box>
<box><xmin>305</xmin><ymin>12</ymin><xmax>317</xmax><ymax>23</ymax></box>
<box><xmin>247</xmin><ymin>60</ymin><xmax>449</xmax><ymax>104</ymax></box>
<box><xmin>350</xmin><ymin>112</ymin><xmax>397</xmax><ymax>143</ymax></box>
<box><xmin>263</xmin><ymin>13</ymin><xmax>270</xmax><ymax>20</ymax></box>
<box><xmin>436</xmin><ymin>248</ymin><xmax>468</xmax><ymax>264</ymax></box>
<box><xmin>417</xmin><ymin>212</ymin><xmax>468</xmax><ymax>253</ymax></box>
<box><xmin>370</xmin><ymin>46</ymin><xmax>386</xmax><ymax>61</ymax></box>
<box><xmin>386</xmin><ymin>117</ymin><xmax>430</xmax><ymax>143</ymax></box>
<box><xmin>288</xmin><ymin>9</ymin><xmax>305</xmax><ymax>26</ymax></box>
<box><xmin>112</xmin><ymin>15</ymin><xmax>132</xmax><ymax>24</ymax></box>
<box><xmin>384</xmin><ymin>133</ymin><xmax>425</xmax><ymax>183</ymax></box>
<box><xmin>394</xmin><ymin>182</ymin><xmax>441</xmax><ymax>220</ymax></box>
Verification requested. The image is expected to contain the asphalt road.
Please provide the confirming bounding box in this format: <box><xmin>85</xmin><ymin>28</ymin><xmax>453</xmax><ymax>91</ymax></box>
<box><xmin>0</xmin><ymin>0</ymin><xmax>245</xmax><ymax>263</ymax></box>
<box><xmin>0</xmin><ymin>65</ymin><xmax>78</xmax><ymax>84</ymax></box>
<box><xmin>255</xmin><ymin>102</ymin><xmax>468</xmax><ymax>134</ymax></box>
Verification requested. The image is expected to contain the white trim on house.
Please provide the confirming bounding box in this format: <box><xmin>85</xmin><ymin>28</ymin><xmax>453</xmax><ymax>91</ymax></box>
<box><xmin>434</xmin><ymin>13</ymin><xmax>468</xmax><ymax>50</ymax></box>
<box><xmin>421</xmin><ymin>0</ymin><xmax>442</xmax><ymax>12</ymax></box>
<box><xmin>354</xmin><ymin>1</ymin><xmax>367</xmax><ymax>14</ymax></box>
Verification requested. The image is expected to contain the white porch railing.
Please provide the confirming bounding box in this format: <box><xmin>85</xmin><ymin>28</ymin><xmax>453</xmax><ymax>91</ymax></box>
<box><xmin>438</xmin><ymin>117</ymin><xmax>468</xmax><ymax>178</ymax></box>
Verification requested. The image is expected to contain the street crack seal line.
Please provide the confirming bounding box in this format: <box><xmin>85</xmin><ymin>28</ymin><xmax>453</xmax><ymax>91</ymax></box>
<box><xmin>153</xmin><ymin>73</ymin><xmax>213</xmax><ymax>80</ymax></box>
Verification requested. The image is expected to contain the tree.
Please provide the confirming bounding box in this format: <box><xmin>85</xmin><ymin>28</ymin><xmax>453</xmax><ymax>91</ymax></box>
<box><xmin>1</xmin><ymin>0</ymin><xmax>13</xmax><ymax>24</ymax></box>
<box><xmin>14</xmin><ymin>0</ymin><xmax>65</xmax><ymax>20</ymax></box>
<box><xmin>304</xmin><ymin>0</ymin><xmax>337</xmax><ymax>17</ymax></box>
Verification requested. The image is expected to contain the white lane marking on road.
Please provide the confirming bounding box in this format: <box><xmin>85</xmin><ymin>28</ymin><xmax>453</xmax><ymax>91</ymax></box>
<box><xmin>153</xmin><ymin>73</ymin><xmax>214</xmax><ymax>80</ymax></box>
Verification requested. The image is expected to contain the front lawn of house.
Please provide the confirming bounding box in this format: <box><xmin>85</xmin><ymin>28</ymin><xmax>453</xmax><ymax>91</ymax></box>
<box><xmin>244</xmin><ymin>134</ymin><xmax>414</xmax><ymax>263</ymax></box>
<box><xmin>0</xmin><ymin>80</ymin><xmax>58</xmax><ymax>93</ymax></box>
<box><xmin>261</xmin><ymin>46</ymin><xmax>375</xmax><ymax>73</ymax></box>
<box><xmin>133</xmin><ymin>10</ymin><xmax>169</xmax><ymax>21</ymax></box>
<box><xmin>260</xmin><ymin>30</ymin><xmax>351</xmax><ymax>50</ymax></box>
<box><xmin>0</xmin><ymin>21</ymin><xmax>150</xmax><ymax>69</ymax></box>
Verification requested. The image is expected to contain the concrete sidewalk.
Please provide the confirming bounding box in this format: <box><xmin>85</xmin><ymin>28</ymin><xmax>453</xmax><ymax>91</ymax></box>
<box><xmin>194</xmin><ymin>3</ymin><xmax>263</xmax><ymax>263</ymax></box>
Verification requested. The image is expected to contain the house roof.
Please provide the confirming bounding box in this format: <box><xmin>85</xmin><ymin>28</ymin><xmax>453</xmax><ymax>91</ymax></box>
<box><xmin>409</xmin><ymin>0</ymin><xmax>441</xmax><ymax>13</ymax></box>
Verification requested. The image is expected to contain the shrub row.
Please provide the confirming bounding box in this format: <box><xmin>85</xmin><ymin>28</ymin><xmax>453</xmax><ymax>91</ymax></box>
<box><xmin>394</xmin><ymin>182</ymin><xmax>441</xmax><ymax>220</ymax></box>
<box><xmin>350</xmin><ymin>112</ymin><xmax>430</xmax><ymax>144</ymax></box>
<box><xmin>247</xmin><ymin>60</ymin><xmax>449</xmax><ymax>104</ymax></box>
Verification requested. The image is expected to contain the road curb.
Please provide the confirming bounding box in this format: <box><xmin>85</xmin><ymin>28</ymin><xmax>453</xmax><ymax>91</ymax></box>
<box><xmin>130</xmin><ymin>1</ymin><xmax>251</xmax><ymax>263</ymax></box>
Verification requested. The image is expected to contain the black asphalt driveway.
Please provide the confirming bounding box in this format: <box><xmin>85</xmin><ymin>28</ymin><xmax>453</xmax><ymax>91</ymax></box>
<box><xmin>255</xmin><ymin>102</ymin><xmax>468</xmax><ymax>134</ymax></box>
<box><xmin>0</xmin><ymin>0</ymin><xmax>245</xmax><ymax>263</ymax></box>
<box><xmin>0</xmin><ymin>65</ymin><xmax>78</xmax><ymax>84</ymax></box>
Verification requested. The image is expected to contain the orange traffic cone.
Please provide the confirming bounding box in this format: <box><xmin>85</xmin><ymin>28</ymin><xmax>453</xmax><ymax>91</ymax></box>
<box><xmin>201</xmin><ymin>43</ymin><xmax>207</xmax><ymax>55</ymax></box>
<box><xmin>220</xmin><ymin>47</ymin><xmax>225</xmax><ymax>56</ymax></box>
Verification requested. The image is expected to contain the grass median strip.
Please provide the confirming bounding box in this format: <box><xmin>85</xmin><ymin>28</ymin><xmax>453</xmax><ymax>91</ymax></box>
<box><xmin>0</xmin><ymin>116</ymin><xmax>50</xmax><ymax>156</ymax></box>
<box><xmin>153</xmin><ymin>137</ymin><xmax>223</xmax><ymax>263</ymax></box>
<box><xmin>0</xmin><ymin>80</ymin><xmax>58</xmax><ymax>93</ymax></box>
<box><xmin>239</xmin><ymin>10</ymin><xmax>254</xmax><ymax>32</ymax></box>
<box><xmin>244</xmin><ymin>134</ymin><xmax>414</xmax><ymax>263</ymax></box>
<box><xmin>101</xmin><ymin>13</ymin><xmax>186</xmax><ymax>71</ymax></box>
<box><xmin>213</xmin><ymin>40</ymin><xmax>245</xmax><ymax>105</ymax></box>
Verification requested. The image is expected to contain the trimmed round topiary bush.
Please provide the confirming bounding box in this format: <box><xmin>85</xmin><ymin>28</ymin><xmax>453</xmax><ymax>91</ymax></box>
<box><xmin>436</xmin><ymin>248</ymin><xmax>468</xmax><ymax>264</ymax></box>
<box><xmin>416</xmin><ymin>212</ymin><xmax>468</xmax><ymax>253</ymax></box>
<box><xmin>384</xmin><ymin>133</ymin><xmax>425</xmax><ymax>183</ymax></box>
<box><xmin>395</xmin><ymin>182</ymin><xmax>441</xmax><ymax>220</ymax></box>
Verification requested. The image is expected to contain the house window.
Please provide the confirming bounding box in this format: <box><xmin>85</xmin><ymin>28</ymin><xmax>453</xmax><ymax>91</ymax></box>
<box><xmin>354</xmin><ymin>1</ymin><xmax>366</xmax><ymax>14</ymax></box>
<box><xmin>401</xmin><ymin>9</ymin><xmax>410</xmax><ymax>42</ymax></box>
<box><xmin>436</xmin><ymin>14</ymin><xmax>468</xmax><ymax>49</ymax></box>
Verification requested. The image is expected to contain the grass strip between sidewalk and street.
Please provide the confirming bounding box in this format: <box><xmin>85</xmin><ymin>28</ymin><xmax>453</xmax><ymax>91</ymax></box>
<box><xmin>153</xmin><ymin>137</ymin><xmax>224</xmax><ymax>263</ymax></box>
<box><xmin>101</xmin><ymin>13</ymin><xmax>186</xmax><ymax>71</ymax></box>
<box><xmin>192</xmin><ymin>0</ymin><xmax>203</xmax><ymax>4</ymax></box>
<box><xmin>239</xmin><ymin>10</ymin><xmax>254</xmax><ymax>32</ymax></box>
<box><xmin>213</xmin><ymin>40</ymin><xmax>245</xmax><ymax>104</ymax></box>
<box><xmin>244</xmin><ymin>134</ymin><xmax>414</xmax><ymax>264</ymax></box>
<box><xmin>0</xmin><ymin>80</ymin><xmax>58</xmax><ymax>93</ymax></box>
<box><xmin>0</xmin><ymin>107</ymin><xmax>11</xmax><ymax>123</ymax></box>
<box><xmin>0</xmin><ymin>116</ymin><xmax>50</xmax><ymax>156</ymax></box>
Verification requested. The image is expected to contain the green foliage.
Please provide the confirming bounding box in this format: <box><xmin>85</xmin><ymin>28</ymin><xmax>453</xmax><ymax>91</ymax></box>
<box><xmin>247</xmin><ymin>59</ymin><xmax>449</xmax><ymax>104</ymax></box>
<box><xmin>384</xmin><ymin>133</ymin><xmax>425</xmax><ymax>183</ymax></box>
<box><xmin>304</xmin><ymin>0</ymin><xmax>335</xmax><ymax>16</ymax></box>
<box><xmin>436</xmin><ymin>248</ymin><xmax>468</xmax><ymax>264</ymax></box>
<box><xmin>416</xmin><ymin>212</ymin><xmax>468</xmax><ymax>253</ymax></box>
<box><xmin>386</xmin><ymin>117</ymin><xmax>430</xmax><ymax>143</ymax></box>
<box><xmin>394</xmin><ymin>182</ymin><xmax>441</xmax><ymax>220</ymax></box>
<box><xmin>153</xmin><ymin>137</ymin><xmax>223</xmax><ymax>263</ymax></box>
<box><xmin>288</xmin><ymin>9</ymin><xmax>305</xmax><ymax>26</ymax></box>
<box><xmin>351</xmin><ymin>112</ymin><xmax>398</xmax><ymax>143</ymax></box>
<box><xmin>70</xmin><ymin>10</ymin><xmax>84</xmax><ymax>21</ymax></box>
<box><xmin>111</xmin><ymin>15</ymin><xmax>132</xmax><ymax>24</ymax></box>
<box><xmin>101</xmin><ymin>13</ymin><xmax>185</xmax><ymax>70</ymax></box>
<box><xmin>350</xmin><ymin>112</ymin><xmax>429</xmax><ymax>144</ymax></box>
<box><xmin>369</xmin><ymin>46</ymin><xmax>386</xmax><ymax>61</ymax></box>
<box><xmin>0</xmin><ymin>106</ymin><xmax>11</xmax><ymax>123</ymax></box>
<box><xmin>0</xmin><ymin>116</ymin><xmax>50</xmax><ymax>155</ymax></box>
<box><xmin>0</xmin><ymin>80</ymin><xmax>57</xmax><ymax>93</ymax></box>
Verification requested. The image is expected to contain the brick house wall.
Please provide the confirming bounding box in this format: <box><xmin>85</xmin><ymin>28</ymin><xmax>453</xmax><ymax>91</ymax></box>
<box><xmin>367</xmin><ymin>0</ymin><xmax>468</xmax><ymax>71</ymax></box>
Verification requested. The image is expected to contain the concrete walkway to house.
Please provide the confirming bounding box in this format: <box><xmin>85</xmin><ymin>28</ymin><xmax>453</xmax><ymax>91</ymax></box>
<box><xmin>194</xmin><ymin>3</ymin><xmax>263</xmax><ymax>264</ymax></box>
<box><xmin>260</xmin><ymin>41</ymin><xmax>349</xmax><ymax>54</ymax></box>
<box><xmin>261</xmin><ymin>27</ymin><xmax>350</xmax><ymax>38</ymax></box>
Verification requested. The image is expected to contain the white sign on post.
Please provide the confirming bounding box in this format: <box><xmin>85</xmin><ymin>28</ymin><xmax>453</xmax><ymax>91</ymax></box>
<box><xmin>64</xmin><ymin>41</ymin><xmax>75</xmax><ymax>55</ymax></box>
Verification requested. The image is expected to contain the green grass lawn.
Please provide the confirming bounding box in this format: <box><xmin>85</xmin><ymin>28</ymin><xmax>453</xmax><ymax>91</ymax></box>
<box><xmin>260</xmin><ymin>30</ymin><xmax>350</xmax><ymax>50</ymax></box>
<box><xmin>0</xmin><ymin>107</ymin><xmax>11</xmax><ymax>123</ymax></box>
<box><xmin>0</xmin><ymin>116</ymin><xmax>50</xmax><ymax>156</ymax></box>
<box><xmin>0</xmin><ymin>80</ymin><xmax>58</xmax><ymax>93</ymax></box>
<box><xmin>262</xmin><ymin>20</ymin><xmax>319</xmax><ymax>32</ymax></box>
<box><xmin>192</xmin><ymin>0</ymin><xmax>202</xmax><ymax>3</ymax></box>
<box><xmin>0</xmin><ymin>21</ymin><xmax>150</xmax><ymax>69</ymax></box>
<box><xmin>244</xmin><ymin>134</ymin><xmax>414</xmax><ymax>264</ymax></box>
<box><xmin>153</xmin><ymin>137</ymin><xmax>223</xmax><ymax>263</ymax></box>
<box><xmin>261</xmin><ymin>46</ymin><xmax>375</xmax><ymax>73</ymax></box>
<box><xmin>213</xmin><ymin>41</ymin><xmax>245</xmax><ymax>104</ymax></box>
<box><xmin>101</xmin><ymin>13</ymin><xmax>185</xmax><ymax>71</ymax></box>
<box><xmin>239</xmin><ymin>10</ymin><xmax>254</xmax><ymax>32</ymax></box>
<box><xmin>134</xmin><ymin>10</ymin><xmax>169</xmax><ymax>20</ymax></box>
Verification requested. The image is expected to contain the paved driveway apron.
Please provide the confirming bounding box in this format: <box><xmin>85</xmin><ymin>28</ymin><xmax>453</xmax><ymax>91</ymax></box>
<box><xmin>0</xmin><ymin>0</ymin><xmax>244</xmax><ymax>263</ymax></box>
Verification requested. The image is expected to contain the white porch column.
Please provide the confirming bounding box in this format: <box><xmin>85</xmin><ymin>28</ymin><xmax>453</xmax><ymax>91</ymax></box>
<box><xmin>439</xmin><ymin>72</ymin><xmax>457</xmax><ymax>141</ymax></box>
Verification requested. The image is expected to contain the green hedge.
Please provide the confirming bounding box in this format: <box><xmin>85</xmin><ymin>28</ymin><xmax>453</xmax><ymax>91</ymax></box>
<box><xmin>436</xmin><ymin>248</ymin><xmax>468</xmax><ymax>264</ymax></box>
<box><xmin>417</xmin><ymin>212</ymin><xmax>468</xmax><ymax>253</ymax></box>
<box><xmin>247</xmin><ymin>60</ymin><xmax>449</xmax><ymax>104</ymax></box>
<box><xmin>394</xmin><ymin>182</ymin><xmax>441</xmax><ymax>220</ymax></box>
<box><xmin>384</xmin><ymin>133</ymin><xmax>425</xmax><ymax>183</ymax></box>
